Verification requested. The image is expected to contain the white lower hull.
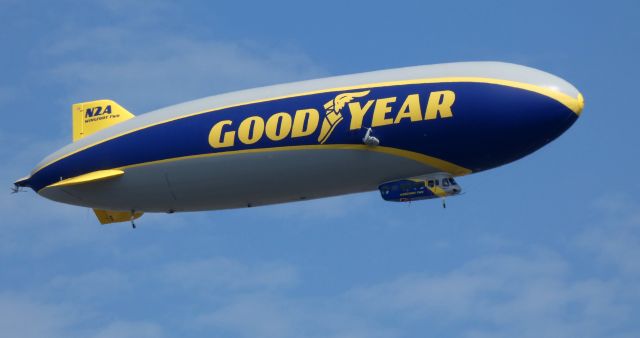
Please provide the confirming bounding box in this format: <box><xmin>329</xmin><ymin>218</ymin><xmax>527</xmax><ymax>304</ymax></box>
<box><xmin>39</xmin><ymin>148</ymin><xmax>439</xmax><ymax>212</ymax></box>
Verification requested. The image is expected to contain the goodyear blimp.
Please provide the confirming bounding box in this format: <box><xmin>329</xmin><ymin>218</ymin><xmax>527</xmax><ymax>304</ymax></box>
<box><xmin>13</xmin><ymin>62</ymin><xmax>583</xmax><ymax>227</ymax></box>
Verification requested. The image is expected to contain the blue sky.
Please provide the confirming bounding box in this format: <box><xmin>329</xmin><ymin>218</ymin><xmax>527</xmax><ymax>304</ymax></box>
<box><xmin>1</xmin><ymin>0</ymin><xmax>639</xmax><ymax>337</ymax></box>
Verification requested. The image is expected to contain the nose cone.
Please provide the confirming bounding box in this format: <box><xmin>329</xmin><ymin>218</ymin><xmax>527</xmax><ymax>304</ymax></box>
<box><xmin>528</xmin><ymin>68</ymin><xmax>584</xmax><ymax>117</ymax></box>
<box><xmin>485</xmin><ymin>81</ymin><xmax>583</xmax><ymax>170</ymax></box>
<box><xmin>520</xmin><ymin>70</ymin><xmax>584</xmax><ymax>144</ymax></box>
<box><xmin>431</xmin><ymin>63</ymin><xmax>584</xmax><ymax>173</ymax></box>
<box><xmin>504</xmin><ymin>76</ymin><xmax>583</xmax><ymax>166</ymax></box>
<box><xmin>490</xmin><ymin>64</ymin><xmax>584</xmax><ymax>166</ymax></box>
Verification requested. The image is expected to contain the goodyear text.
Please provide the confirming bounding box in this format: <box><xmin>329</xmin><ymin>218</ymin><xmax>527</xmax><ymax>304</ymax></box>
<box><xmin>208</xmin><ymin>90</ymin><xmax>455</xmax><ymax>149</ymax></box>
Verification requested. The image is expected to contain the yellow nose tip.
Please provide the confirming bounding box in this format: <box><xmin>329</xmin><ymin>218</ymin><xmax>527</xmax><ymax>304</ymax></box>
<box><xmin>575</xmin><ymin>93</ymin><xmax>585</xmax><ymax>115</ymax></box>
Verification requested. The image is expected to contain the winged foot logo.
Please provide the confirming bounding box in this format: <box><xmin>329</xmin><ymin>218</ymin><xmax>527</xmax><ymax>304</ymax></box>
<box><xmin>208</xmin><ymin>89</ymin><xmax>456</xmax><ymax>149</ymax></box>
<box><xmin>318</xmin><ymin>90</ymin><xmax>370</xmax><ymax>144</ymax></box>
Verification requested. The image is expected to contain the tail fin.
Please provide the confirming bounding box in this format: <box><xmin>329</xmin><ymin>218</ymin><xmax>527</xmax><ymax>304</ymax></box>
<box><xmin>93</xmin><ymin>209</ymin><xmax>143</xmax><ymax>224</ymax></box>
<box><xmin>72</xmin><ymin>100</ymin><xmax>135</xmax><ymax>141</ymax></box>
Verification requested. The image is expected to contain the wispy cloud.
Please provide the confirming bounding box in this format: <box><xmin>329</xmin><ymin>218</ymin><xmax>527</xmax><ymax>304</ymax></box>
<box><xmin>193</xmin><ymin>294</ymin><xmax>297</xmax><ymax>338</ymax></box>
<box><xmin>162</xmin><ymin>257</ymin><xmax>298</xmax><ymax>293</ymax></box>
<box><xmin>44</xmin><ymin>17</ymin><xmax>324</xmax><ymax>112</ymax></box>
<box><xmin>348</xmin><ymin>252</ymin><xmax>628</xmax><ymax>338</ymax></box>
<box><xmin>0</xmin><ymin>294</ymin><xmax>78</xmax><ymax>338</ymax></box>
<box><xmin>577</xmin><ymin>193</ymin><xmax>640</xmax><ymax>276</ymax></box>
<box><xmin>191</xmin><ymin>293</ymin><xmax>398</xmax><ymax>338</ymax></box>
<box><xmin>46</xmin><ymin>269</ymin><xmax>132</xmax><ymax>302</ymax></box>
<box><xmin>48</xmin><ymin>34</ymin><xmax>324</xmax><ymax>110</ymax></box>
<box><xmin>3</xmin><ymin>192</ymin><xmax>640</xmax><ymax>338</ymax></box>
<box><xmin>88</xmin><ymin>321</ymin><xmax>164</xmax><ymax>338</ymax></box>
<box><xmin>188</xmin><ymin>195</ymin><xmax>640</xmax><ymax>338</ymax></box>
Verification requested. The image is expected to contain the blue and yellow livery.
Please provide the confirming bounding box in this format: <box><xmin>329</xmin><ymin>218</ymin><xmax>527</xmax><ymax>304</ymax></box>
<box><xmin>13</xmin><ymin>62</ymin><xmax>583</xmax><ymax>225</ymax></box>
<box><xmin>379</xmin><ymin>175</ymin><xmax>461</xmax><ymax>203</ymax></box>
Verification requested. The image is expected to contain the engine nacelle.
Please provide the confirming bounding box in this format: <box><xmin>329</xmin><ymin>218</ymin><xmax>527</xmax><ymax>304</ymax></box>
<box><xmin>378</xmin><ymin>173</ymin><xmax>462</xmax><ymax>202</ymax></box>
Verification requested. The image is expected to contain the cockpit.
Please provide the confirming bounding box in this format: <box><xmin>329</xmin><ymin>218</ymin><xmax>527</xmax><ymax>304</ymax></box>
<box><xmin>426</xmin><ymin>177</ymin><xmax>461</xmax><ymax>194</ymax></box>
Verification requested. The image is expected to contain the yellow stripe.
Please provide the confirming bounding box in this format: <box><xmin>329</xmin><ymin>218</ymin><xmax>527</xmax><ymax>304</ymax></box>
<box><xmin>117</xmin><ymin>144</ymin><xmax>472</xmax><ymax>176</ymax></box>
<box><xmin>33</xmin><ymin>76</ymin><xmax>582</xmax><ymax>175</ymax></box>
<box><xmin>48</xmin><ymin>169</ymin><xmax>124</xmax><ymax>188</ymax></box>
<box><xmin>430</xmin><ymin>186</ymin><xmax>448</xmax><ymax>197</ymax></box>
<box><xmin>576</xmin><ymin>93</ymin><xmax>585</xmax><ymax>114</ymax></box>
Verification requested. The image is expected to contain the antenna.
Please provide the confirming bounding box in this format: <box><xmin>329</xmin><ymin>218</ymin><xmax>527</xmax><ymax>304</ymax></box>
<box><xmin>10</xmin><ymin>185</ymin><xmax>25</xmax><ymax>194</ymax></box>
<box><xmin>130</xmin><ymin>210</ymin><xmax>137</xmax><ymax>229</ymax></box>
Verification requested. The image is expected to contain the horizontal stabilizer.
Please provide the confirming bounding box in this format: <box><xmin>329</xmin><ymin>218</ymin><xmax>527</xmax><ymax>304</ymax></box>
<box><xmin>93</xmin><ymin>209</ymin><xmax>143</xmax><ymax>224</ymax></box>
<box><xmin>48</xmin><ymin>169</ymin><xmax>124</xmax><ymax>188</ymax></box>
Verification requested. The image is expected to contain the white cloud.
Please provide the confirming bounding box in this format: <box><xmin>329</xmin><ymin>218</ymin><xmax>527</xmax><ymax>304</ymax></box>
<box><xmin>189</xmin><ymin>195</ymin><xmax>640</xmax><ymax>338</ymax></box>
<box><xmin>577</xmin><ymin>194</ymin><xmax>640</xmax><ymax>276</ymax></box>
<box><xmin>193</xmin><ymin>294</ymin><xmax>397</xmax><ymax>338</ymax></box>
<box><xmin>344</xmin><ymin>258</ymin><xmax>624</xmax><ymax>337</ymax></box>
<box><xmin>89</xmin><ymin>321</ymin><xmax>164</xmax><ymax>338</ymax></box>
<box><xmin>93</xmin><ymin>0</ymin><xmax>171</xmax><ymax>14</ymax></box>
<box><xmin>194</xmin><ymin>295</ymin><xmax>295</xmax><ymax>338</ymax></box>
<box><xmin>342</xmin><ymin>204</ymin><xmax>640</xmax><ymax>338</ymax></box>
<box><xmin>46</xmin><ymin>269</ymin><xmax>132</xmax><ymax>302</ymax></box>
<box><xmin>0</xmin><ymin>294</ymin><xmax>78</xmax><ymax>338</ymax></box>
<box><xmin>591</xmin><ymin>193</ymin><xmax>637</xmax><ymax>215</ymax></box>
<box><xmin>4</xmin><ymin>192</ymin><xmax>640</xmax><ymax>338</ymax></box>
<box><xmin>0</xmin><ymin>294</ymin><xmax>162</xmax><ymax>338</ymax></box>
<box><xmin>45</xmin><ymin>25</ymin><xmax>324</xmax><ymax>112</ymax></box>
<box><xmin>162</xmin><ymin>257</ymin><xmax>298</xmax><ymax>293</ymax></box>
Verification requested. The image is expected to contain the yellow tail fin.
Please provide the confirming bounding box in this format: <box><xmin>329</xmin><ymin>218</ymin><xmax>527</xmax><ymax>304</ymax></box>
<box><xmin>93</xmin><ymin>209</ymin><xmax>143</xmax><ymax>225</ymax></box>
<box><xmin>72</xmin><ymin>100</ymin><xmax>135</xmax><ymax>141</ymax></box>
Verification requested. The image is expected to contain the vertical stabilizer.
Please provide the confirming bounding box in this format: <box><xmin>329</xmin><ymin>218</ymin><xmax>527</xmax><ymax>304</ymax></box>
<box><xmin>72</xmin><ymin>100</ymin><xmax>135</xmax><ymax>141</ymax></box>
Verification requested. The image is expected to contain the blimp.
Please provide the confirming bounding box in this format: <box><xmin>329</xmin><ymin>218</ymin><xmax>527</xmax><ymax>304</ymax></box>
<box><xmin>13</xmin><ymin>62</ymin><xmax>583</xmax><ymax>227</ymax></box>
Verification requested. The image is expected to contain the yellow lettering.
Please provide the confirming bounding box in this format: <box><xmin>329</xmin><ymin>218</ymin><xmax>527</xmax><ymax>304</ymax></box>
<box><xmin>208</xmin><ymin>120</ymin><xmax>235</xmax><ymax>148</ymax></box>
<box><xmin>238</xmin><ymin>116</ymin><xmax>264</xmax><ymax>145</ymax></box>
<box><xmin>291</xmin><ymin>109</ymin><xmax>319</xmax><ymax>138</ymax></box>
<box><xmin>394</xmin><ymin>94</ymin><xmax>423</xmax><ymax>124</ymax></box>
<box><xmin>348</xmin><ymin>100</ymin><xmax>375</xmax><ymax>130</ymax></box>
<box><xmin>265</xmin><ymin>112</ymin><xmax>293</xmax><ymax>141</ymax></box>
<box><xmin>372</xmin><ymin>97</ymin><xmax>396</xmax><ymax>127</ymax></box>
<box><xmin>425</xmin><ymin>90</ymin><xmax>455</xmax><ymax>120</ymax></box>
